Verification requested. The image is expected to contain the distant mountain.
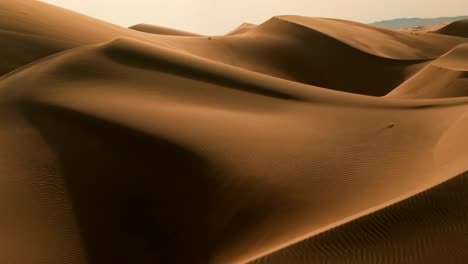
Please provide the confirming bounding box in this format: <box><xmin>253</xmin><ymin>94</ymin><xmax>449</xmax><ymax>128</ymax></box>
<box><xmin>371</xmin><ymin>16</ymin><xmax>468</xmax><ymax>29</ymax></box>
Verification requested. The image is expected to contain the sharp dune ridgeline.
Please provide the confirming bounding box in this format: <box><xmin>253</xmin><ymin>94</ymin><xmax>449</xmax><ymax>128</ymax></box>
<box><xmin>0</xmin><ymin>0</ymin><xmax>468</xmax><ymax>263</ymax></box>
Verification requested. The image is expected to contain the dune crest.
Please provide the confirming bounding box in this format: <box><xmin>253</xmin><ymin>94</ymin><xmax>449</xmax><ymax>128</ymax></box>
<box><xmin>435</xmin><ymin>19</ymin><xmax>468</xmax><ymax>38</ymax></box>
<box><xmin>0</xmin><ymin>1</ymin><xmax>468</xmax><ymax>264</ymax></box>
<box><xmin>387</xmin><ymin>44</ymin><xmax>468</xmax><ymax>99</ymax></box>
<box><xmin>270</xmin><ymin>16</ymin><xmax>465</xmax><ymax>60</ymax></box>
<box><xmin>129</xmin><ymin>24</ymin><xmax>202</xmax><ymax>36</ymax></box>
<box><xmin>226</xmin><ymin>23</ymin><xmax>257</xmax><ymax>35</ymax></box>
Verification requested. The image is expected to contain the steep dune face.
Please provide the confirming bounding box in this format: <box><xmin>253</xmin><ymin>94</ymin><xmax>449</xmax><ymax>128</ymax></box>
<box><xmin>435</xmin><ymin>19</ymin><xmax>468</xmax><ymax>38</ymax></box>
<box><xmin>0</xmin><ymin>0</ymin><xmax>134</xmax><ymax>75</ymax></box>
<box><xmin>0</xmin><ymin>0</ymin><xmax>130</xmax><ymax>43</ymax></box>
<box><xmin>275</xmin><ymin>16</ymin><xmax>465</xmax><ymax>60</ymax></box>
<box><xmin>1</xmin><ymin>1</ymin><xmax>465</xmax><ymax>95</ymax></box>
<box><xmin>249</xmin><ymin>171</ymin><xmax>468</xmax><ymax>264</ymax></box>
<box><xmin>1</xmin><ymin>1</ymin><xmax>468</xmax><ymax>264</ymax></box>
<box><xmin>387</xmin><ymin>44</ymin><xmax>468</xmax><ymax>99</ymax></box>
<box><xmin>224</xmin><ymin>16</ymin><xmax>428</xmax><ymax>95</ymax></box>
<box><xmin>137</xmin><ymin>17</ymin><xmax>442</xmax><ymax>96</ymax></box>
<box><xmin>130</xmin><ymin>16</ymin><xmax>467</xmax><ymax>95</ymax></box>
<box><xmin>0</xmin><ymin>0</ymin><xmax>190</xmax><ymax>75</ymax></box>
<box><xmin>0</xmin><ymin>29</ymin><xmax>75</xmax><ymax>75</ymax></box>
<box><xmin>2</xmin><ymin>36</ymin><xmax>468</xmax><ymax>264</ymax></box>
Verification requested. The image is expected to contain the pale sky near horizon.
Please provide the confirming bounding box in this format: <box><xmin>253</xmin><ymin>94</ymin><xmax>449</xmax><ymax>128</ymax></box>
<box><xmin>40</xmin><ymin>0</ymin><xmax>468</xmax><ymax>35</ymax></box>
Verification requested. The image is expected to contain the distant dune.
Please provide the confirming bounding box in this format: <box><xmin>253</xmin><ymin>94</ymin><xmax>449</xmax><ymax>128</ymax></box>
<box><xmin>371</xmin><ymin>16</ymin><xmax>468</xmax><ymax>29</ymax></box>
<box><xmin>226</xmin><ymin>23</ymin><xmax>257</xmax><ymax>35</ymax></box>
<box><xmin>388</xmin><ymin>44</ymin><xmax>468</xmax><ymax>99</ymax></box>
<box><xmin>435</xmin><ymin>19</ymin><xmax>468</xmax><ymax>38</ymax></box>
<box><xmin>1</xmin><ymin>1</ymin><xmax>468</xmax><ymax>264</ymax></box>
<box><xmin>129</xmin><ymin>24</ymin><xmax>202</xmax><ymax>36</ymax></box>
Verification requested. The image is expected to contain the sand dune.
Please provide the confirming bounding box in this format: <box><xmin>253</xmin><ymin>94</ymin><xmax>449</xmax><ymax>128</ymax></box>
<box><xmin>122</xmin><ymin>16</ymin><xmax>464</xmax><ymax>96</ymax></box>
<box><xmin>1</xmin><ymin>1</ymin><xmax>468</xmax><ymax>264</ymax></box>
<box><xmin>387</xmin><ymin>44</ymin><xmax>468</xmax><ymax>98</ymax></box>
<box><xmin>0</xmin><ymin>0</ymin><xmax>133</xmax><ymax>43</ymax></box>
<box><xmin>1</xmin><ymin>1</ymin><xmax>465</xmax><ymax>95</ymax></box>
<box><xmin>435</xmin><ymin>19</ymin><xmax>468</xmax><ymax>38</ymax></box>
<box><xmin>272</xmin><ymin>16</ymin><xmax>465</xmax><ymax>60</ymax></box>
<box><xmin>226</xmin><ymin>23</ymin><xmax>257</xmax><ymax>35</ymax></box>
<box><xmin>130</xmin><ymin>24</ymin><xmax>202</xmax><ymax>36</ymax></box>
<box><xmin>0</xmin><ymin>29</ymin><xmax>75</xmax><ymax>75</ymax></box>
<box><xmin>249</xmin><ymin>170</ymin><xmax>468</xmax><ymax>264</ymax></box>
<box><xmin>0</xmin><ymin>0</ymin><xmax>197</xmax><ymax>74</ymax></box>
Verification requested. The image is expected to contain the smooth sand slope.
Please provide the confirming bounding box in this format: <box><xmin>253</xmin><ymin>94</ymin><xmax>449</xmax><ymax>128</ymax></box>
<box><xmin>0</xmin><ymin>28</ymin><xmax>75</xmax><ymax>75</ymax></box>
<box><xmin>388</xmin><ymin>44</ymin><xmax>468</xmax><ymax>98</ymax></box>
<box><xmin>2</xmin><ymin>1</ymin><xmax>467</xmax><ymax>95</ymax></box>
<box><xmin>0</xmin><ymin>0</ymin><xmax>137</xmax><ymax>75</ymax></box>
<box><xmin>116</xmin><ymin>16</ymin><xmax>467</xmax><ymax>96</ymax></box>
<box><xmin>129</xmin><ymin>24</ymin><xmax>202</xmax><ymax>37</ymax></box>
<box><xmin>1</xmin><ymin>1</ymin><xmax>468</xmax><ymax>264</ymax></box>
<box><xmin>435</xmin><ymin>19</ymin><xmax>468</xmax><ymax>38</ymax></box>
<box><xmin>225</xmin><ymin>23</ymin><xmax>257</xmax><ymax>35</ymax></box>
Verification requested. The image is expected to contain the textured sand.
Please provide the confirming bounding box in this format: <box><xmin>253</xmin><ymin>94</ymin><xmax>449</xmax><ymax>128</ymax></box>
<box><xmin>1</xmin><ymin>1</ymin><xmax>468</xmax><ymax>264</ymax></box>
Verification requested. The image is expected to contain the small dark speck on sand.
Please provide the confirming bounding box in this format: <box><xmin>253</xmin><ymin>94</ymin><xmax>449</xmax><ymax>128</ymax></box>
<box><xmin>387</xmin><ymin>124</ymin><xmax>395</xmax><ymax>128</ymax></box>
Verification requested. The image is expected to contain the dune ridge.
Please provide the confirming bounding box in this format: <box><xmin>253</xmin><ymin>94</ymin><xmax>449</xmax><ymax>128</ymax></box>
<box><xmin>1</xmin><ymin>1</ymin><xmax>466</xmax><ymax>95</ymax></box>
<box><xmin>129</xmin><ymin>24</ymin><xmax>202</xmax><ymax>36</ymax></box>
<box><xmin>225</xmin><ymin>23</ymin><xmax>257</xmax><ymax>35</ymax></box>
<box><xmin>435</xmin><ymin>19</ymin><xmax>468</xmax><ymax>38</ymax></box>
<box><xmin>249</xmin><ymin>170</ymin><xmax>468</xmax><ymax>264</ymax></box>
<box><xmin>0</xmin><ymin>1</ymin><xmax>468</xmax><ymax>264</ymax></box>
<box><xmin>387</xmin><ymin>43</ymin><xmax>468</xmax><ymax>99</ymax></box>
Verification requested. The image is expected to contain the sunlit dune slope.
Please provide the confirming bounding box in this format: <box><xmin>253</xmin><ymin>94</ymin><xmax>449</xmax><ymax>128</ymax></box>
<box><xmin>133</xmin><ymin>16</ymin><xmax>466</xmax><ymax>95</ymax></box>
<box><xmin>249</xmin><ymin>170</ymin><xmax>468</xmax><ymax>264</ymax></box>
<box><xmin>388</xmin><ymin>44</ymin><xmax>468</xmax><ymax>98</ymax></box>
<box><xmin>1</xmin><ymin>35</ymin><xmax>468</xmax><ymax>263</ymax></box>
<box><xmin>2</xmin><ymin>1</ymin><xmax>466</xmax><ymax>95</ymax></box>
<box><xmin>225</xmin><ymin>23</ymin><xmax>257</xmax><ymax>35</ymax></box>
<box><xmin>0</xmin><ymin>1</ymin><xmax>468</xmax><ymax>264</ymax></box>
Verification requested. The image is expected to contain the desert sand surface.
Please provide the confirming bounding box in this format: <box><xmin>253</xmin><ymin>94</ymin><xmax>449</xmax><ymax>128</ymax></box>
<box><xmin>435</xmin><ymin>19</ymin><xmax>468</xmax><ymax>38</ymax></box>
<box><xmin>0</xmin><ymin>1</ymin><xmax>468</xmax><ymax>264</ymax></box>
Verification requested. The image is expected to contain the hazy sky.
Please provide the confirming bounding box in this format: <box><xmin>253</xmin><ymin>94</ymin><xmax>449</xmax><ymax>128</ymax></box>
<box><xmin>40</xmin><ymin>0</ymin><xmax>468</xmax><ymax>35</ymax></box>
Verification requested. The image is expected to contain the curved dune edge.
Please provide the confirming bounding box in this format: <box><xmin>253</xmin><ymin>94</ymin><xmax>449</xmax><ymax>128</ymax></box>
<box><xmin>435</xmin><ymin>19</ymin><xmax>468</xmax><ymax>38</ymax></box>
<box><xmin>0</xmin><ymin>0</ymin><xmax>465</xmax><ymax>94</ymax></box>
<box><xmin>248</xmin><ymin>170</ymin><xmax>468</xmax><ymax>264</ymax></box>
<box><xmin>0</xmin><ymin>1</ymin><xmax>468</xmax><ymax>264</ymax></box>
<box><xmin>0</xmin><ymin>29</ymin><xmax>76</xmax><ymax>76</ymax></box>
<box><xmin>129</xmin><ymin>23</ymin><xmax>202</xmax><ymax>36</ymax></box>
<box><xmin>3</xmin><ymin>36</ymin><xmax>468</xmax><ymax>107</ymax></box>
<box><xmin>225</xmin><ymin>23</ymin><xmax>257</xmax><ymax>35</ymax></box>
<box><xmin>267</xmin><ymin>16</ymin><xmax>467</xmax><ymax>60</ymax></box>
<box><xmin>245</xmin><ymin>106</ymin><xmax>468</xmax><ymax>263</ymax></box>
<box><xmin>1</xmin><ymin>32</ymin><xmax>468</xmax><ymax>263</ymax></box>
<box><xmin>387</xmin><ymin>43</ymin><xmax>468</xmax><ymax>98</ymax></box>
<box><xmin>1</xmin><ymin>1</ymin><xmax>467</xmax><ymax>96</ymax></box>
